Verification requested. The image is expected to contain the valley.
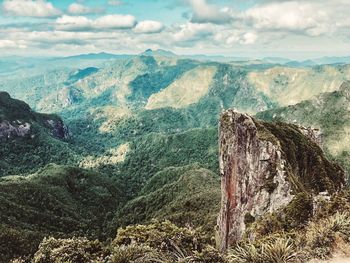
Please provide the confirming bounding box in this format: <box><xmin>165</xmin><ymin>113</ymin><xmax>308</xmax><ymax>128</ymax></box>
<box><xmin>0</xmin><ymin>52</ymin><xmax>350</xmax><ymax>262</ymax></box>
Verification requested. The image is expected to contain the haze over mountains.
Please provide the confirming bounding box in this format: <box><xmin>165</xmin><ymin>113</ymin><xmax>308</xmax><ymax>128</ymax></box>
<box><xmin>2</xmin><ymin>49</ymin><xmax>350</xmax><ymax>76</ymax></box>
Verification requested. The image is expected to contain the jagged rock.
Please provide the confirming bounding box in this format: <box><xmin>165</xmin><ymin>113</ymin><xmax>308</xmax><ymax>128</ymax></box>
<box><xmin>217</xmin><ymin>110</ymin><xmax>345</xmax><ymax>251</ymax></box>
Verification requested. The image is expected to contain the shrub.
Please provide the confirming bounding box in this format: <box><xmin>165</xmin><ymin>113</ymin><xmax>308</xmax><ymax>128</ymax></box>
<box><xmin>32</xmin><ymin>237</ymin><xmax>106</xmax><ymax>263</ymax></box>
<box><xmin>301</xmin><ymin>212</ymin><xmax>350</xmax><ymax>259</ymax></box>
<box><xmin>228</xmin><ymin>238</ymin><xmax>300</xmax><ymax>263</ymax></box>
<box><xmin>113</xmin><ymin>220</ymin><xmax>205</xmax><ymax>254</ymax></box>
<box><xmin>228</xmin><ymin>243</ymin><xmax>262</xmax><ymax>263</ymax></box>
<box><xmin>109</xmin><ymin>243</ymin><xmax>168</xmax><ymax>263</ymax></box>
<box><xmin>262</xmin><ymin>238</ymin><xmax>300</xmax><ymax>263</ymax></box>
<box><xmin>191</xmin><ymin>245</ymin><xmax>227</xmax><ymax>263</ymax></box>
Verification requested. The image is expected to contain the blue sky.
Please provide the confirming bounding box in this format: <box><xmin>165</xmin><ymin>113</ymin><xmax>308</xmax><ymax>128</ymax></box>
<box><xmin>0</xmin><ymin>0</ymin><xmax>350</xmax><ymax>59</ymax></box>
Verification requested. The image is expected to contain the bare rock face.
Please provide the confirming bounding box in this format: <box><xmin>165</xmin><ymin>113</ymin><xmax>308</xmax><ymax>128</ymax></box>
<box><xmin>0</xmin><ymin>120</ymin><xmax>31</xmax><ymax>139</ymax></box>
<box><xmin>0</xmin><ymin>91</ymin><xmax>69</xmax><ymax>140</ymax></box>
<box><xmin>46</xmin><ymin>119</ymin><xmax>70</xmax><ymax>139</ymax></box>
<box><xmin>217</xmin><ymin>110</ymin><xmax>345</xmax><ymax>251</ymax></box>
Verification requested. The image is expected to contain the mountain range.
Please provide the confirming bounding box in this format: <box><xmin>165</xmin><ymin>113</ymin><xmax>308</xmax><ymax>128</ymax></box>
<box><xmin>1</xmin><ymin>51</ymin><xmax>350</xmax><ymax>262</ymax></box>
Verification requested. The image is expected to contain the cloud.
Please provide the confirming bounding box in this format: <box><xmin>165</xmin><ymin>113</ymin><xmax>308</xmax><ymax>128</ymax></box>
<box><xmin>94</xmin><ymin>15</ymin><xmax>136</xmax><ymax>29</ymax></box>
<box><xmin>214</xmin><ymin>29</ymin><xmax>258</xmax><ymax>46</ymax></box>
<box><xmin>2</xmin><ymin>0</ymin><xmax>350</xmax><ymax>58</ymax></box>
<box><xmin>243</xmin><ymin>1</ymin><xmax>333</xmax><ymax>36</ymax></box>
<box><xmin>55</xmin><ymin>14</ymin><xmax>137</xmax><ymax>31</ymax></box>
<box><xmin>134</xmin><ymin>20</ymin><xmax>164</xmax><ymax>34</ymax></box>
<box><xmin>188</xmin><ymin>0</ymin><xmax>232</xmax><ymax>24</ymax></box>
<box><xmin>0</xmin><ymin>39</ymin><xmax>26</xmax><ymax>49</ymax></box>
<box><xmin>56</xmin><ymin>15</ymin><xmax>92</xmax><ymax>31</ymax></box>
<box><xmin>240</xmin><ymin>32</ymin><xmax>258</xmax><ymax>44</ymax></box>
<box><xmin>2</xmin><ymin>0</ymin><xmax>61</xmax><ymax>18</ymax></box>
<box><xmin>67</xmin><ymin>3</ymin><xmax>104</xmax><ymax>15</ymax></box>
<box><xmin>173</xmin><ymin>22</ymin><xmax>214</xmax><ymax>43</ymax></box>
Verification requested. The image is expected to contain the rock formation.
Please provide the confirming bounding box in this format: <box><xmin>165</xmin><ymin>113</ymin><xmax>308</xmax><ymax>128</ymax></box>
<box><xmin>46</xmin><ymin>119</ymin><xmax>70</xmax><ymax>139</ymax></box>
<box><xmin>217</xmin><ymin>110</ymin><xmax>345</xmax><ymax>251</ymax></box>
<box><xmin>0</xmin><ymin>91</ymin><xmax>69</xmax><ymax>140</ymax></box>
<box><xmin>0</xmin><ymin>120</ymin><xmax>31</xmax><ymax>139</ymax></box>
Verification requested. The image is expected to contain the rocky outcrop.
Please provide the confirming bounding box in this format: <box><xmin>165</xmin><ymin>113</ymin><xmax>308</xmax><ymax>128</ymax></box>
<box><xmin>217</xmin><ymin>110</ymin><xmax>345</xmax><ymax>251</ymax></box>
<box><xmin>298</xmin><ymin>126</ymin><xmax>322</xmax><ymax>146</ymax></box>
<box><xmin>46</xmin><ymin>119</ymin><xmax>70</xmax><ymax>139</ymax></box>
<box><xmin>0</xmin><ymin>120</ymin><xmax>31</xmax><ymax>139</ymax></box>
<box><xmin>0</xmin><ymin>91</ymin><xmax>69</xmax><ymax>140</ymax></box>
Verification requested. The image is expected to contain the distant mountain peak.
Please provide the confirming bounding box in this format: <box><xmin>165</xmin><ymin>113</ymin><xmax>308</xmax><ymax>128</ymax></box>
<box><xmin>141</xmin><ymin>49</ymin><xmax>177</xmax><ymax>57</ymax></box>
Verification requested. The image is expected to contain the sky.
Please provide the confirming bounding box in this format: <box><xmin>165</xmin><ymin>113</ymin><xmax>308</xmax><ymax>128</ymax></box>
<box><xmin>0</xmin><ymin>0</ymin><xmax>350</xmax><ymax>59</ymax></box>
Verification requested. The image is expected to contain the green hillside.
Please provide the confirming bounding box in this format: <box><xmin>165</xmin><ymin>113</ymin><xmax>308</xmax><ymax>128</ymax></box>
<box><xmin>256</xmin><ymin>81</ymin><xmax>350</xmax><ymax>173</ymax></box>
<box><xmin>0</xmin><ymin>165</ymin><xmax>121</xmax><ymax>262</ymax></box>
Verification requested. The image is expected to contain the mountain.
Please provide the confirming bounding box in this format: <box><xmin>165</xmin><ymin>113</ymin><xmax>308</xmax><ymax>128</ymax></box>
<box><xmin>141</xmin><ymin>49</ymin><xmax>177</xmax><ymax>57</ymax></box>
<box><xmin>262</xmin><ymin>57</ymin><xmax>291</xmax><ymax>64</ymax></box>
<box><xmin>247</xmin><ymin>64</ymin><xmax>350</xmax><ymax>106</ymax></box>
<box><xmin>1</xmin><ymin>54</ymin><xmax>350</xmax><ymax>261</ymax></box>
<box><xmin>256</xmin><ymin>81</ymin><xmax>350</xmax><ymax>173</ymax></box>
<box><xmin>0</xmin><ymin>92</ymin><xmax>74</xmax><ymax>176</ymax></box>
<box><xmin>58</xmin><ymin>52</ymin><xmax>131</xmax><ymax>60</ymax></box>
<box><xmin>313</xmin><ymin>56</ymin><xmax>350</xmax><ymax>65</ymax></box>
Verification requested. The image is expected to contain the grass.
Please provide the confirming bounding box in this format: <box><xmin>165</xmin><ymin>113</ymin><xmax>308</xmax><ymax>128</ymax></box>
<box><xmin>228</xmin><ymin>238</ymin><xmax>300</xmax><ymax>263</ymax></box>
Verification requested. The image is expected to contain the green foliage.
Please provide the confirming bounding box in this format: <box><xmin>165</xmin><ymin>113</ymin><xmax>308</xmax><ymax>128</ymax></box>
<box><xmin>113</xmin><ymin>220</ymin><xmax>205</xmax><ymax>253</ymax></box>
<box><xmin>255</xmin><ymin>119</ymin><xmax>345</xmax><ymax>194</ymax></box>
<box><xmin>0</xmin><ymin>127</ymin><xmax>78</xmax><ymax>176</ymax></box>
<box><xmin>109</xmin><ymin>244</ymin><xmax>167</xmax><ymax>263</ymax></box>
<box><xmin>256</xmin><ymin>83</ymin><xmax>350</xmax><ymax>175</ymax></box>
<box><xmin>128</xmin><ymin>60</ymin><xmax>197</xmax><ymax>104</ymax></box>
<box><xmin>27</xmin><ymin>220</ymin><xmax>225</xmax><ymax>263</ymax></box>
<box><xmin>247</xmin><ymin>193</ymin><xmax>313</xmax><ymax>238</ymax></box>
<box><xmin>118</xmin><ymin>128</ymin><xmax>219</xmax><ymax>198</ymax></box>
<box><xmin>0</xmin><ymin>165</ymin><xmax>121</xmax><ymax>261</ymax></box>
<box><xmin>228</xmin><ymin>238</ymin><xmax>300</xmax><ymax>263</ymax></box>
<box><xmin>32</xmin><ymin>237</ymin><xmax>106</xmax><ymax>263</ymax></box>
<box><xmin>0</xmin><ymin>92</ymin><xmax>77</xmax><ymax>176</ymax></box>
<box><xmin>300</xmin><ymin>212</ymin><xmax>350</xmax><ymax>259</ymax></box>
<box><xmin>112</xmin><ymin>166</ymin><xmax>220</xmax><ymax>234</ymax></box>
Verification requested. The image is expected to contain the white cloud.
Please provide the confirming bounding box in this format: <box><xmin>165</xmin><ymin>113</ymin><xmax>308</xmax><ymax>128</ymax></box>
<box><xmin>244</xmin><ymin>1</ymin><xmax>332</xmax><ymax>36</ymax></box>
<box><xmin>215</xmin><ymin>30</ymin><xmax>258</xmax><ymax>45</ymax></box>
<box><xmin>3</xmin><ymin>0</ymin><xmax>350</xmax><ymax>58</ymax></box>
<box><xmin>240</xmin><ymin>32</ymin><xmax>258</xmax><ymax>44</ymax></box>
<box><xmin>188</xmin><ymin>0</ymin><xmax>232</xmax><ymax>24</ymax></box>
<box><xmin>0</xmin><ymin>39</ymin><xmax>26</xmax><ymax>48</ymax></box>
<box><xmin>2</xmin><ymin>0</ymin><xmax>61</xmax><ymax>18</ymax></box>
<box><xmin>134</xmin><ymin>20</ymin><xmax>164</xmax><ymax>34</ymax></box>
<box><xmin>94</xmin><ymin>15</ymin><xmax>136</xmax><ymax>29</ymax></box>
<box><xmin>56</xmin><ymin>15</ymin><xmax>92</xmax><ymax>31</ymax></box>
<box><xmin>67</xmin><ymin>3</ymin><xmax>104</xmax><ymax>15</ymax></box>
<box><xmin>173</xmin><ymin>22</ymin><xmax>214</xmax><ymax>42</ymax></box>
<box><xmin>55</xmin><ymin>14</ymin><xmax>137</xmax><ymax>31</ymax></box>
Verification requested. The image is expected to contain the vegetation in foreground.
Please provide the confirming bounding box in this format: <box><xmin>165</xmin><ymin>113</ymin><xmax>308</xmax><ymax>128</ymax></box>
<box><xmin>5</xmin><ymin>188</ymin><xmax>350</xmax><ymax>263</ymax></box>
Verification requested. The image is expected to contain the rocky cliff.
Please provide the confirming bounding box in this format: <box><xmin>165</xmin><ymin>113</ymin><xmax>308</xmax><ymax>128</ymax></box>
<box><xmin>0</xmin><ymin>91</ymin><xmax>69</xmax><ymax>140</ymax></box>
<box><xmin>217</xmin><ymin>110</ymin><xmax>345</xmax><ymax>251</ymax></box>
